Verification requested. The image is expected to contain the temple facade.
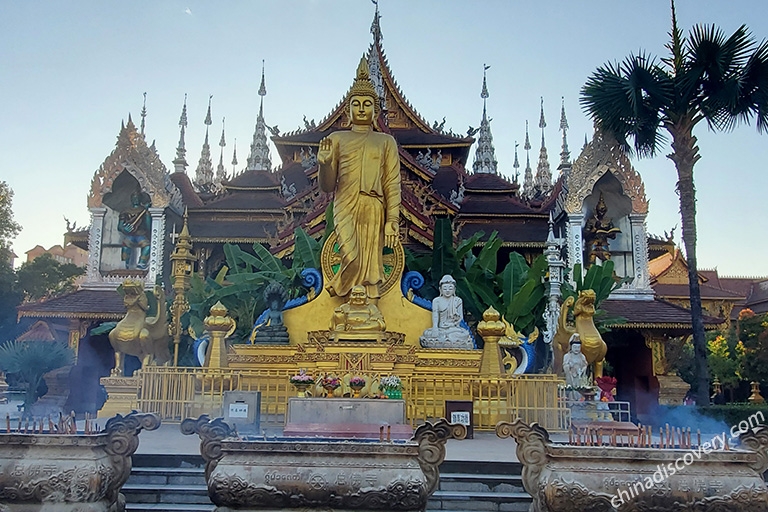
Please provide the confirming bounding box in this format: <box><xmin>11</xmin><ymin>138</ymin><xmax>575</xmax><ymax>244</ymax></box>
<box><xmin>17</xmin><ymin>7</ymin><xmax>725</xmax><ymax>421</ymax></box>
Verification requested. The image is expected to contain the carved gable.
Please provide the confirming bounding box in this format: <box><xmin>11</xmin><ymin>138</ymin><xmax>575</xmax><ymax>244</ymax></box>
<box><xmin>565</xmin><ymin>129</ymin><xmax>648</xmax><ymax>216</ymax></box>
<box><xmin>88</xmin><ymin>119</ymin><xmax>182</xmax><ymax>214</ymax></box>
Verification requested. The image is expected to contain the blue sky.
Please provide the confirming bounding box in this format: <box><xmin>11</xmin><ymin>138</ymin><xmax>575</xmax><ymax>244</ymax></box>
<box><xmin>1</xmin><ymin>1</ymin><xmax>767</xmax><ymax>276</ymax></box>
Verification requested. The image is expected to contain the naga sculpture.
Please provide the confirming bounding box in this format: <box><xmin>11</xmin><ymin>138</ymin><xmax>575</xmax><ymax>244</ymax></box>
<box><xmin>552</xmin><ymin>290</ymin><xmax>607</xmax><ymax>378</ymax></box>
<box><xmin>109</xmin><ymin>279</ymin><xmax>171</xmax><ymax>376</ymax></box>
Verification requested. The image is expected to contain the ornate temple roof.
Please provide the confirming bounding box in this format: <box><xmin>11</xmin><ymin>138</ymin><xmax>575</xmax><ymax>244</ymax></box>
<box><xmin>17</xmin><ymin>290</ymin><xmax>127</xmax><ymax>320</ymax></box>
<box><xmin>745</xmin><ymin>280</ymin><xmax>768</xmax><ymax>315</ymax></box>
<box><xmin>169</xmin><ymin>171</ymin><xmax>204</xmax><ymax>207</ymax></box>
<box><xmin>601</xmin><ymin>298</ymin><xmax>724</xmax><ymax>330</ymax></box>
<box><xmin>223</xmin><ymin>169</ymin><xmax>280</xmax><ymax>190</ymax></box>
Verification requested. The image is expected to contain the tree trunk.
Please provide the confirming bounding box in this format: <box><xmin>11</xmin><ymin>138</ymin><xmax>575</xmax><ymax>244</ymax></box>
<box><xmin>668</xmin><ymin>123</ymin><xmax>709</xmax><ymax>405</ymax></box>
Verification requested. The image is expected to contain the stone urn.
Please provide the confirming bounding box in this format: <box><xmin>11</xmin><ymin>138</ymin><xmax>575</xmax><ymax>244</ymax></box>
<box><xmin>497</xmin><ymin>419</ymin><xmax>768</xmax><ymax>512</ymax></box>
<box><xmin>181</xmin><ymin>414</ymin><xmax>466</xmax><ymax>511</ymax></box>
<box><xmin>0</xmin><ymin>411</ymin><xmax>161</xmax><ymax>512</ymax></box>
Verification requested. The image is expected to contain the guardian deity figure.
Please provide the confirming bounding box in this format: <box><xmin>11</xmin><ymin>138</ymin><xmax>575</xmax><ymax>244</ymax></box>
<box><xmin>117</xmin><ymin>191</ymin><xmax>152</xmax><ymax>270</ymax></box>
<box><xmin>583</xmin><ymin>192</ymin><xmax>620</xmax><ymax>265</ymax></box>
<box><xmin>318</xmin><ymin>56</ymin><xmax>401</xmax><ymax>299</ymax></box>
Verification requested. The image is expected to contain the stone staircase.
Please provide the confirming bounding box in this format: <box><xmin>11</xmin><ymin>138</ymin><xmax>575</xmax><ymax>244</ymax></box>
<box><xmin>429</xmin><ymin>461</ymin><xmax>531</xmax><ymax>512</ymax></box>
<box><xmin>124</xmin><ymin>456</ymin><xmax>533</xmax><ymax>512</ymax></box>
<box><xmin>124</xmin><ymin>455</ymin><xmax>212</xmax><ymax>512</ymax></box>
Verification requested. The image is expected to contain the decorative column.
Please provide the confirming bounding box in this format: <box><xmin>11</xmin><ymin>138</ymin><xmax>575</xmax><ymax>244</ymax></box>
<box><xmin>68</xmin><ymin>319</ymin><xmax>83</xmax><ymax>364</ymax></box>
<box><xmin>170</xmin><ymin>212</ymin><xmax>196</xmax><ymax>365</ymax></box>
<box><xmin>204</xmin><ymin>302</ymin><xmax>236</xmax><ymax>369</ymax></box>
<box><xmin>147</xmin><ymin>208</ymin><xmax>166</xmax><ymax>285</ymax></box>
<box><xmin>566</xmin><ymin>212</ymin><xmax>584</xmax><ymax>278</ymax></box>
<box><xmin>85</xmin><ymin>207</ymin><xmax>106</xmax><ymax>283</ymax></box>
<box><xmin>629</xmin><ymin>213</ymin><xmax>651</xmax><ymax>291</ymax></box>
<box><xmin>478</xmin><ymin>306</ymin><xmax>506</xmax><ymax>375</ymax></box>
<box><xmin>543</xmin><ymin>215</ymin><xmax>565</xmax><ymax>347</ymax></box>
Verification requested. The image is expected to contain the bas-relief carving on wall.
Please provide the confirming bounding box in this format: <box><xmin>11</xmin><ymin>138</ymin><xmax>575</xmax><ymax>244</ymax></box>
<box><xmin>565</xmin><ymin>129</ymin><xmax>648</xmax><ymax>216</ymax></box>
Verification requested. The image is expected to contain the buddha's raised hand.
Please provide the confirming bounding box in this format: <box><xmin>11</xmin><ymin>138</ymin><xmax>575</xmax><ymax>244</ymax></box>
<box><xmin>317</xmin><ymin>137</ymin><xmax>333</xmax><ymax>165</ymax></box>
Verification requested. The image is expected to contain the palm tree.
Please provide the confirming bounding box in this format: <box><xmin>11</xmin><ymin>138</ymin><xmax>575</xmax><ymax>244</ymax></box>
<box><xmin>580</xmin><ymin>1</ymin><xmax>768</xmax><ymax>404</ymax></box>
<box><xmin>0</xmin><ymin>340</ymin><xmax>74</xmax><ymax>414</ymax></box>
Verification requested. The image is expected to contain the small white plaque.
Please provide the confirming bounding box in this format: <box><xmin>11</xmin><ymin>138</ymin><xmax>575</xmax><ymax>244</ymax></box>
<box><xmin>450</xmin><ymin>411</ymin><xmax>470</xmax><ymax>426</ymax></box>
<box><xmin>229</xmin><ymin>403</ymin><xmax>248</xmax><ymax>418</ymax></box>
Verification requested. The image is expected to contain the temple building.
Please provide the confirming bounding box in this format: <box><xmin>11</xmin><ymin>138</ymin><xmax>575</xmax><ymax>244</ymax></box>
<box><xmin>16</xmin><ymin>7</ymin><xmax>728</xmax><ymax>421</ymax></box>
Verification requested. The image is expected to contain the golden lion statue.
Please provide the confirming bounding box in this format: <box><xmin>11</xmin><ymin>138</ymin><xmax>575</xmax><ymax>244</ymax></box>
<box><xmin>109</xmin><ymin>279</ymin><xmax>171</xmax><ymax>376</ymax></box>
<box><xmin>552</xmin><ymin>290</ymin><xmax>607</xmax><ymax>378</ymax></box>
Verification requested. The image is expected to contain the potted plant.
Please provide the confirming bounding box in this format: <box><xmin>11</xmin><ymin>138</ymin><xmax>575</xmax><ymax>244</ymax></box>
<box><xmin>320</xmin><ymin>375</ymin><xmax>341</xmax><ymax>398</ymax></box>
<box><xmin>349</xmin><ymin>376</ymin><xmax>366</xmax><ymax>398</ymax></box>
<box><xmin>380</xmin><ymin>375</ymin><xmax>403</xmax><ymax>399</ymax></box>
<box><xmin>289</xmin><ymin>369</ymin><xmax>314</xmax><ymax>397</ymax></box>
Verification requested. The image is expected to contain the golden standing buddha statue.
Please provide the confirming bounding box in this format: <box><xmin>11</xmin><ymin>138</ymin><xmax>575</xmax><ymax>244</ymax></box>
<box><xmin>318</xmin><ymin>56</ymin><xmax>401</xmax><ymax>300</ymax></box>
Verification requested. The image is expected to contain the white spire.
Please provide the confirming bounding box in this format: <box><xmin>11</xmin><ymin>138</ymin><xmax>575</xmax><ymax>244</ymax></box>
<box><xmin>472</xmin><ymin>64</ymin><xmax>498</xmax><ymax>174</ymax></box>
<box><xmin>247</xmin><ymin>61</ymin><xmax>272</xmax><ymax>172</ymax></box>
<box><xmin>534</xmin><ymin>97</ymin><xmax>552</xmax><ymax>194</ymax></box>
<box><xmin>522</xmin><ymin>121</ymin><xmax>533</xmax><ymax>198</ymax></box>
<box><xmin>172</xmin><ymin>94</ymin><xmax>188</xmax><ymax>173</ymax></box>
<box><xmin>194</xmin><ymin>95</ymin><xmax>215</xmax><ymax>190</ymax></box>
<box><xmin>215</xmin><ymin>117</ymin><xmax>227</xmax><ymax>186</ymax></box>
<box><xmin>559</xmin><ymin>97</ymin><xmax>571</xmax><ymax>167</ymax></box>
<box><xmin>140</xmin><ymin>92</ymin><xmax>147</xmax><ymax>137</ymax></box>
<box><xmin>231</xmin><ymin>137</ymin><xmax>238</xmax><ymax>176</ymax></box>
<box><xmin>367</xmin><ymin>2</ymin><xmax>386</xmax><ymax>114</ymax></box>
<box><xmin>370</xmin><ymin>0</ymin><xmax>382</xmax><ymax>45</ymax></box>
<box><xmin>513</xmin><ymin>141</ymin><xmax>520</xmax><ymax>184</ymax></box>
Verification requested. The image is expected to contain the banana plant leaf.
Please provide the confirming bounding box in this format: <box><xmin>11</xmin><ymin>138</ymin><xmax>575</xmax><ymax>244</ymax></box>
<box><xmin>430</xmin><ymin>217</ymin><xmax>460</xmax><ymax>286</ymax></box>
<box><xmin>293</xmin><ymin>227</ymin><xmax>321</xmax><ymax>271</ymax></box>
<box><xmin>500</xmin><ymin>252</ymin><xmax>530</xmax><ymax>306</ymax></box>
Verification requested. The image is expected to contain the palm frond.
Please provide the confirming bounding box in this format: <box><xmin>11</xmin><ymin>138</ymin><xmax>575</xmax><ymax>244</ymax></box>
<box><xmin>662</xmin><ymin>0</ymin><xmax>687</xmax><ymax>74</ymax></box>
<box><xmin>581</xmin><ymin>53</ymin><xmax>672</xmax><ymax>158</ymax></box>
<box><xmin>687</xmin><ymin>24</ymin><xmax>757</xmax><ymax>129</ymax></box>
<box><xmin>731</xmin><ymin>39</ymin><xmax>768</xmax><ymax>133</ymax></box>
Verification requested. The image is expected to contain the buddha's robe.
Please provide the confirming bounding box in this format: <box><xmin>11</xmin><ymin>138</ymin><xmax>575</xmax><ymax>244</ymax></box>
<box><xmin>320</xmin><ymin>129</ymin><xmax>400</xmax><ymax>298</ymax></box>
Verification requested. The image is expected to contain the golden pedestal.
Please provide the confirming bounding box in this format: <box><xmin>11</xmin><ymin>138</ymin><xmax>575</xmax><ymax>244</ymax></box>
<box><xmin>97</xmin><ymin>374</ymin><xmax>140</xmax><ymax>418</ymax></box>
<box><xmin>233</xmin><ymin>236</ymin><xmax>480</xmax><ymax>394</ymax></box>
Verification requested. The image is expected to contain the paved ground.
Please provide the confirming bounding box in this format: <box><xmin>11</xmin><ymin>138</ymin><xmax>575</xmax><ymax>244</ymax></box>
<box><xmin>134</xmin><ymin>423</ymin><xmax>529</xmax><ymax>462</ymax></box>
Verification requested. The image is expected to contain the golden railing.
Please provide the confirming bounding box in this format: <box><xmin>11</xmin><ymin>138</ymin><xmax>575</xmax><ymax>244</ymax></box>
<box><xmin>406</xmin><ymin>374</ymin><xmax>569</xmax><ymax>432</ymax></box>
<box><xmin>136</xmin><ymin>367</ymin><xmax>569</xmax><ymax>432</ymax></box>
<box><xmin>137</xmin><ymin>367</ymin><xmax>294</xmax><ymax>425</ymax></box>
